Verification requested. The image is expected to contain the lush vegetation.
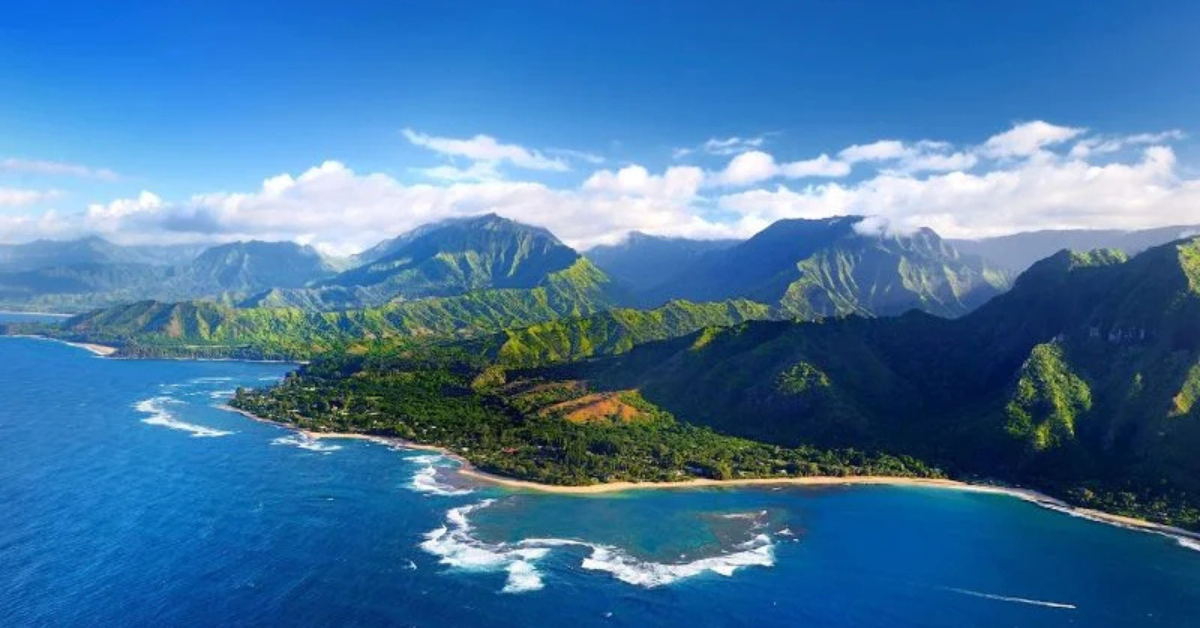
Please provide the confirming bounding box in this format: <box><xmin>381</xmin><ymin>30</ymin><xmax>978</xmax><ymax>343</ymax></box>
<box><xmin>230</xmin><ymin>347</ymin><xmax>942</xmax><ymax>486</ymax></box>
<box><xmin>638</xmin><ymin>216</ymin><xmax>1011</xmax><ymax>318</ymax></box>
<box><xmin>468</xmin><ymin>298</ymin><xmax>773</xmax><ymax>367</ymax></box>
<box><xmin>5</xmin><ymin>257</ymin><xmax>620</xmax><ymax>360</ymax></box>
<box><xmin>564</xmin><ymin>238</ymin><xmax>1200</xmax><ymax>529</ymax></box>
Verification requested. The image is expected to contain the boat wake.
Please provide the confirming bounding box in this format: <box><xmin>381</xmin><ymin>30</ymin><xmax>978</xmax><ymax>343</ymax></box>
<box><xmin>135</xmin><ymin>397</ymin><xmax>232</xmax><ymax>438</ymax></box>
<box><xmin>420</xmin><ymin>499</ymin><xmax>777</xmax><ymax>593</ymax></box>
<box><xmin>944</xmin><ymin>587</ymin><xmax>1076</xmax><ymax>610</ymax></box>
<box><xmin>271</xmin><ymin>434</ymin><xmax>342</xmax><ymax>453</ymax></box>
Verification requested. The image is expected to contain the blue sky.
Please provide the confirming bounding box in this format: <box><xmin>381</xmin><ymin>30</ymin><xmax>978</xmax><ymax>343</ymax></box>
<box><xmin>2</xmin><ymin>1</ymin><xmax>1199</xmax><ymax>252</ymax></box>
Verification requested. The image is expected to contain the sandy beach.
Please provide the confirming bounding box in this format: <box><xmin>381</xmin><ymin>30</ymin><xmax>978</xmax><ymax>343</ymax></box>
<box><xmin>65</xmin><ymin>341</ymin><xmax>119</xmax><ymax>356</ymax></box>
<box><xmin>6</xmin><ymin>334</ymin><xmax>119</xmax><ymax>356</ymax></box>
<box><xmin>217</xmin><ymin>405</ymin><xmax>1200</xmax><ymax>548</ymax></box>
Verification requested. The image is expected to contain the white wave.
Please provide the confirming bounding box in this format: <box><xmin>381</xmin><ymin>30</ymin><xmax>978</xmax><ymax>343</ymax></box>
<box><xmin>407</xmin><ymin>456</ymin><xmax>473</xmax><ymax>496</ymax></box>
<box><xmin>944</xmin><ymin>587</ymin><xmax>1076</xmax><ymax>610</ymax></box>
<box><xmin>420</xmin><ymin>500</ymin><xmax>775</xmax><ymax>593</ymax></box>
<box><xmin>134</xmin><ymin>397</ymin><xmax>232</xmax><ymax>438</ymax></box>
<box><xmin>207</xmin><ymin>389</ymin><xmax>237</xmax><ymax>400</ymax></box>
<box><xmin>271</xmin><ymin>434</ymin><xmax>342</xmax><ymax>453</ymax></box>
<box><xmin>1178</xmin><ymin>537</ymin><xmax>1200</xmax><ymax>552</ymax></box>
<box><xmin>580</xmin><ymin>533</ymin><xmax>775</xmax><ymax>587</ymax></box>
<box><xmin>188</xmin><ymin>376</ymin><xmax>234</xmax><ymax>383</ymax></box>
<box><xmin>719</xmin><ymin>510</ymin><xmax>768</xmax><ymax>520</ymax></box>
<box><xmin>420</xmin><ymin>500</ymin><xmax>548</xmax><ymax>594</ymax></box>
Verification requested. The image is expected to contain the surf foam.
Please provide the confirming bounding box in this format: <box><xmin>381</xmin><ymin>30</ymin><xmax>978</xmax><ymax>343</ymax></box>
<box><xmin>408</xmin><ymin>456</ymin><xmax>473</xmax><ymax>496</ymax></box>
<box><xmin>135</xmin><ymin>397</ymin><xmax>232</xmax><ymax>438</ymax></box>
<box><xmin>271</xmin><ymin>434</ymin><xmax>342</xmax><ymax>453</ymax></box>
<box><xmin>579</xmin><ymin>533</ymin><xmax>775</xmax><ymax>587</ymax></box>
<box><xmin>420</xmin><ymin>500</ymin><xmax>548</xmax><ymax>593</ymax></box>
<box><xmin>420</xmin><ymin>499</ymin><xmax>777</xmax><ymax>593</ymax></box>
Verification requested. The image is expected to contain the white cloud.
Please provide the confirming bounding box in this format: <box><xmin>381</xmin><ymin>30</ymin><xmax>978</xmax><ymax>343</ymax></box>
<box><xmin>718</xmin><ymin>144</ymin><xmax>1193</xmax><ymax>238</ymax></box>
<box><xmin>711</xmin><ymin>151</ymin><xmax>779</xmax><ymax>186</ymax></box>
<box><xmin>0</xmin><ymin>158</ymin><xmax>119</xmax><ymax>181</ymax></box>
<box><xmin>1068</xmin><ymin>129</ymin><xmax>1186</xmax><ymax>159</ymax></box>
<box><xmin>839</xmin><ymin>140</ymin><xmax>910</xmax><ymax>163</ymax></box>
<box><xmin>673</xmin><ymin>135</ymin><xmax>769</xmax><ymax>160</ymax></box>
<box><xmin>780</xmin><ymin>154</ymin><xmax>852</xmax><ymax>178</ymax></box>
<box><xmin>0</xmin><ymin>187</ymin><xmax>60</xmax><ymax>207</ymax></box>
<box><xmin>583</xmin><ymin>165</ymin><xmax>704</xmax><ymax>199</ymax></box>
<box><xmin>981</xmin><ymin>121</ymin><xmax>1086</xmax><ymax>158</ymax></box>
<box><xmin>546</xmin><ymin>148</ymin><xmax>606</xmax><ymax>165</ymax></box>
<box><xmin>1</xmin><ymin>121</ymin><xmax>1195</xmax><ymax>252</ymax></box>
<box><xmin>702</xmin><ymin>135</ymin><xmax>766</xmax><ymax>156</ymax></box>
<box><xmin>85</xmin><ymin>191</ymin><xmax>164</xmax><ymax>220</ymax></box>
<box><xmin>402</xmin><ymin>128</ymin><xmax>569</xmax><ymax>172</ymax></box>
<box><xmin>710</xmin><ymin>151</ymin><xmax>850</xmax><ymax>187</ymax></box>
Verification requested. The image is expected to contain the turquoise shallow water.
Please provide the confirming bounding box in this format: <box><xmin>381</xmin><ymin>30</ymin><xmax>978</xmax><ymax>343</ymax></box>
<box><xmin>1</xmin><ymin>328</ymin><xmax>1198</xmax><ymax>627</ymax></box>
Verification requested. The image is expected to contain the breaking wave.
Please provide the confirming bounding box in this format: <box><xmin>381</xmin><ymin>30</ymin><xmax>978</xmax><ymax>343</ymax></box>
<box><xmin>420</xmin><ymin>500</ymin><xmax>550</xmax><ymax>593</ymax></box>
<box><xmin>579</xmin><ymin>534</ymin><xmax>775</xmax><ymax>587</ymax></box>
<box><xmin>1178</xmin><ymin>537</ymin><xmax>1200</xmax><ymax>552</ymax></box>
<box><xmin>135</xmin><ymin>397</ymin><xmax>232</xmax><ymax>438</ymax></box>
<box><xmin>407</xmin><ymin>455</ymin><xmax>473</xmax><ymax>496</ymax></box>
<box><xmin>420</xmin><ymin>499</ymin><xmax>777</xmax><ymax>593</ymax></box>
<box><xmin>271</xmin><ymin>433</ymin><xmax>342</xmax><ymax>453</ymax></box>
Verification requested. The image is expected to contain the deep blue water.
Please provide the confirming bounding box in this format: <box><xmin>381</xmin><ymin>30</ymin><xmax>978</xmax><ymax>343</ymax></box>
<box><xmin>1</xmin><ymin>332</ymin><xmax>1198</xmax><ymax>628</ymax></box>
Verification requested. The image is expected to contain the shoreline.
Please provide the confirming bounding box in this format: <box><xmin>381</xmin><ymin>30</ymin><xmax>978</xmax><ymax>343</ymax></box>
<box><xmin>7</xmin><ymin>334</ymin><xmax>118</xmax><ymax>356</ymax></box>
<box><xmin>217</xmin><ymin>405</ymin><xmax>1200</xmax><ymax>548</ymax></box>
<box><xmin>6</xmin><ymin>333</ymin><xmax>303</xmax><ymax>364</ymax></box>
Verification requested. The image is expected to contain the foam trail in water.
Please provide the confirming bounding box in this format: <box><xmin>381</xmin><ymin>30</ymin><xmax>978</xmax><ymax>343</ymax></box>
<box><xmin>944</xmin><ymin>587</ymin><xmax>1076</xmax><ymax>610</ymax></box>
<box><xmin>407</xmin><ymin>456</ymin><xmax>473</xmax><ymax>496</ymax></box>
<box><xmin>135</xmin><ymin>397</ymin><xmax>232</xmax><ymax>438</ymax></box>
<box><xmin>271</xmin><ymin>434</ymin><xmax>342</xmax><ymax>453</ymax></box>
<box><xmin>420</xmin><ymin>500</ymin><xmax>777</xmax><ymax>593</ymax></box>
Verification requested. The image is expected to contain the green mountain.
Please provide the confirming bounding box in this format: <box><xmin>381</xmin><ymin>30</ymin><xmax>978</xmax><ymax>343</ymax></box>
<box><xmin>17</xmin><ymin>256</ymin><xmax>619</xmax><ymax>359</ymax></box>
<box><xmin>0</xmin><ymin>236</ymin><xmax>204</xmax><ymax>271</ymax></box>
<box><xmin>0</xmin><ymin>239</ymin><xmax>333</xmax><ymax>312</ymax></box>
<box><xmin>184</xmin><ymin>240</ymin><xmax>334</xmax><ymax>295</ymax></box>
<box><xmin>584</xmin><ymin>232</ymin><xmax>741</xmax><ymax>292</ymax></box>
<box><xmin>951</xmin><ymin>224</ymin><xmax>1200</xmax><ymax>273</ymax></box>
<box><xmin>544</xmin><ymin>238</ymin><xmax>1200</xmax><ymax>526</ymax></box>
<box><xmin>248</xmin><ymin>214</ymin><xmax>593</xmax><ymax>309</ymax></box>
<box><xmin>642</xmin><ymin>216</ymin><xmax>1011</xmax><ymax>318</ymax></box>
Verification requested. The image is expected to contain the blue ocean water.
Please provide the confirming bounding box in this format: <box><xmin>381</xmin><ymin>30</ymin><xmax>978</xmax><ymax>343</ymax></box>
<box><xmin>1</xmin><ymin>332</ymin><xmax>1198</xmax><ymax>628</ymax></box>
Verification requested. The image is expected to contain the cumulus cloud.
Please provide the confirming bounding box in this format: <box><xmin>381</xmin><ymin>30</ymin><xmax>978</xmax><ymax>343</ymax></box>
<box><xmin>718</xmin><ymin>143</ymin><xmax>1194</xmax><ymax>238</ymax></box>
<box><xmin>980</xmin><ymin>121</ymin><xmax>1085</xmax><ymax>158</ymax></box>
<box><xmin>1</xmin><ymin>121</ymin><xmax>1196</xmax><ymax>251</ymax></box>
<box><xmin>710</xmin><ymin>151</ymin><xmax>849</xmax><ymax>186</ymax></box>
<box><xmin>0</xmin><ymin>157</ymin><xmax>119</xmax><ymax>181</ymax></box>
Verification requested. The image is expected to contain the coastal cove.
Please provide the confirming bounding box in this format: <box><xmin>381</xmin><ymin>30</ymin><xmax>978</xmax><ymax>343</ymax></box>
<box><xmin>2</xmin><ymin>334</ymin><xmax>1199</xmax><ymax>627</ymax></box>
<box><xmin>220</xmin><ymin>403</ymin><xmax>1200</xmax><ymax>552</ymax></box>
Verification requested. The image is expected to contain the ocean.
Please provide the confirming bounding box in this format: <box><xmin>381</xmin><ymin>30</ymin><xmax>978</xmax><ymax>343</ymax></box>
<box><xmin>1</xmin><ymin>329</ymin><xmax>1198</xmax><ymax>627</ymax></box>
